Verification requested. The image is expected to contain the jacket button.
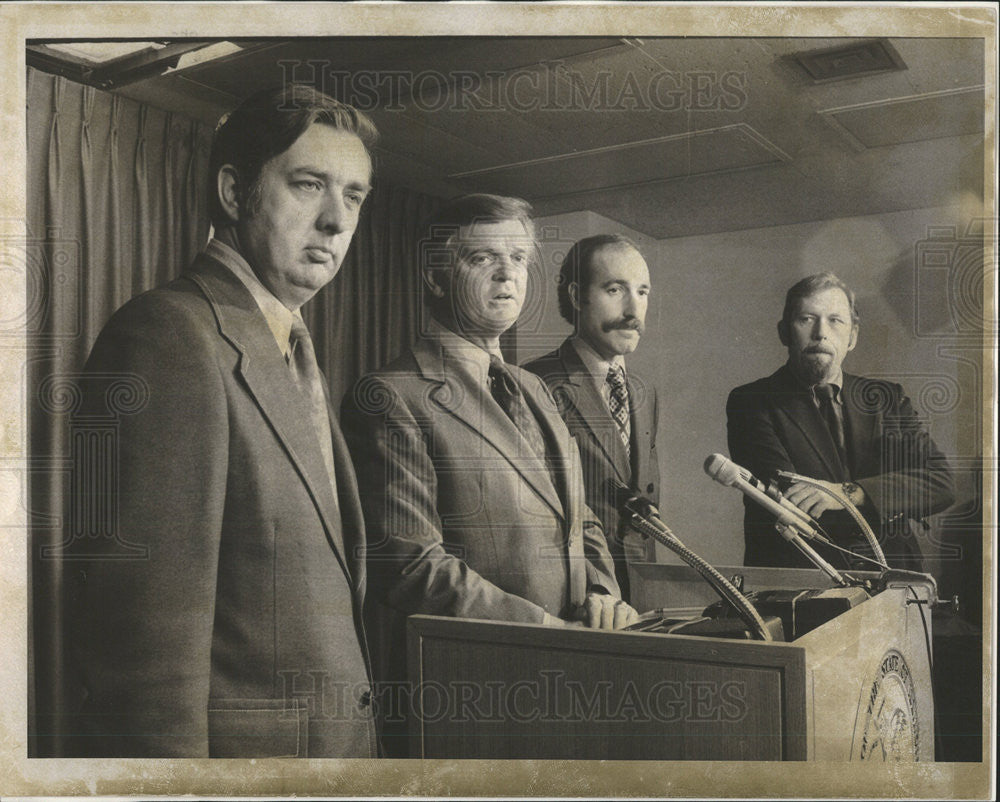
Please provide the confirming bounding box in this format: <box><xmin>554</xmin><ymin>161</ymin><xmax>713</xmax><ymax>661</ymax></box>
<box><xmin>647</xmin><ymin>483</ymin><xmax>655</xmax><ymax>494</ymax></box>
<box><xmin>360</xmin><ymin>690</ymin><xmax>372</xmax><ymax>707</ymax></box>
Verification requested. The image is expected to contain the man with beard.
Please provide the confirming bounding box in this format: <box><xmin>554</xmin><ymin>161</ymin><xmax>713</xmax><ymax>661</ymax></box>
<box><xmin>726</xmin><ymin>272</ymin><xmax>954</xmax><ymax>571</ymax></box>
<box><xmin>523</xmin><ymin>235</ymin><xmax>660</xmax><ymax>601</ymax></box>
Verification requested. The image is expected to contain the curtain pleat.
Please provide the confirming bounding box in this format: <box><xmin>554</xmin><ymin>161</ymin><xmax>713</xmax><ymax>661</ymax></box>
<box><xmin>27</xmin><ymin>66</ymin><xmax>440</xmax><ymax>756</ymax></box>
<box><xmin>26</xmin><ymin>68</ymin><xmax>213</xmax><ymax>756</ymax></box>
<box><xmin>306</xmin><ymin>183</ymin><xmax>440</xmax><ymax>407</ymax></box>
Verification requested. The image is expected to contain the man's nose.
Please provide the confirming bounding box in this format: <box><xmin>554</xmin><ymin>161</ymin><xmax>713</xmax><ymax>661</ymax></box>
<box><xmin>317</xmin><ymin>192</ymin><xmax>349</xmax><ymax>234</ymax></box>
<box><xmin>493</xmin><ymin>257</ymin><xmax>517</xmax><ymax>280</ymax></box>
<box><xmin>812</xmin><ymin>318</ymin><xmax>829</xmax><ymax>339</ymax></box>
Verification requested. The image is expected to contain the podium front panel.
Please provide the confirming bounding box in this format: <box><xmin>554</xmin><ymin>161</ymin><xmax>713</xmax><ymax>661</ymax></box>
<box><xmin>407</xmin><ymin>616</ymin><xmax>807</xmax><ymax>761</ymax></box>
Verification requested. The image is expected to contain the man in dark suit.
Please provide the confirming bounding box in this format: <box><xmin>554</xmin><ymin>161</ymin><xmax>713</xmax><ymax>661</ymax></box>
<box><xmin>62</xmin><ymin>86</ymin><xmax>378</xmax><ymax>757</ymax></box>
<box><xmin>342</xmin><ymin>196</ymin><xmax>638</xmax><ymax>752</ymax></box>
<box><xmin>726</xmin><ymin>272</ymin><xmax>954</xmax><ymax>571</ymax></box>
<box><xmin>522</xmin><ymin>235</ymin><xmax>659</xmax><ymax>601</ymax></box>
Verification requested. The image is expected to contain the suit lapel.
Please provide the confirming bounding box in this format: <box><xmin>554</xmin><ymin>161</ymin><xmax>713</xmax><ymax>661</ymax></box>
<box><xmin>841</xmin><ymin>373</ymin><xmax>877</xmax><ymax>479</ymax></box>
<box><xmin>186</xmin><ymin>257</ymin><xmax>352</xmax><ymax>582</ymax></box>
<box><xmin>628</xmin><ymin>371</ymin><xmax>654</xmax><ymax>482</ymax></box>
<box><xmin>555</xmin><ymin>341</ymin><xmax>631</xmax><ymax>482</ymax></box>
<box><xmin>412</xmin><ymin>339</ymin><xmax>565</xmax><ymax>520</ymax></box>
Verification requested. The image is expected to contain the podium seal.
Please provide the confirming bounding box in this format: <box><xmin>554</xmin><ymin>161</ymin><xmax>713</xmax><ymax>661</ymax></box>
<box><xmin>852</xmin><ymin>649</ymin><xmax>920</xmax><ymax>761</ymax></box>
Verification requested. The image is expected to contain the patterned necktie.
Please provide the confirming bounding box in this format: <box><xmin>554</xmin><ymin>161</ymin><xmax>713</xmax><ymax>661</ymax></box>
<box><xmin>488</xmin><ymin>355</ymin><xmax>548</xmax><ymax>460</ymax></box>
<box><xmin>288</xmin><ymin>317</ymin><xmax>339</xmax><ymax>502</ymax></box>
<box><xmin>606</xmin><ymin>365</ymin><xmax>631</xmax><ymax>462</ymax></box>
<box><xmin>815</xmin><ymin>383</ymin><xmax>848</xmax><ymax>474</ymax></box>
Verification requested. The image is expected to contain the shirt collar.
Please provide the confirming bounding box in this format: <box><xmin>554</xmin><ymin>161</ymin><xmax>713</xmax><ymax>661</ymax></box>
<box><xmin>206</xmin><ymin>238</ymin><xmax>298</xmax><ymax>356</ymax></box>
<box><xmin>427</xmin><ymin>318</ymin><xmax>501</xmax><ymax>386</ymax></box>
<box><xmin>786</xmin><ymin>360</ymin><xmax>844</xmax><ymax>403</ymax></box>
<box><xmin>571</xmin><ymin>335</ymin><xmax>626</xmax><ymax>381</ymax></box>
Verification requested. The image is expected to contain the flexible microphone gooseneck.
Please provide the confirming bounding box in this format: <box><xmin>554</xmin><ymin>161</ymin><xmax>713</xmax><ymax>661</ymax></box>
<box><xmin>606</xmin><ymin>479</ymin><xmax>775</xmax><ymax>641</ymax></box>
<box><xmin>703</xmin><ymin>454</ymin><xmax>850</xmax><ymax>587</ymax></box>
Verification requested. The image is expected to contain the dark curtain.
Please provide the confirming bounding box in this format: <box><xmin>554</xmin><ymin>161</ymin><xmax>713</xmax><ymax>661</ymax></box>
<box><xmin>26</xmin><ymin>67</ymin><xmax>438</xmax><ymax>755</ymax></box>
<box><xmin>306</xmin><ymin>183</ymin><xmax>439</xmax><ymax>407</ymax></box>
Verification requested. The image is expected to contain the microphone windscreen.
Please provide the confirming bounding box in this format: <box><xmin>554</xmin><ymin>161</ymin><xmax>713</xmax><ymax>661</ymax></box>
<box><xmin>704</xmin><ymin>453</ymin><xmax>741</xmax><ymax>487</ymax></box>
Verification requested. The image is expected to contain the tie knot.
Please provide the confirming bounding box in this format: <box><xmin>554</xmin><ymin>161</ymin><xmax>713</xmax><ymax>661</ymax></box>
<box><xmin>289</xmin><ymin>316</ymin><xmax>309</xmax><ymax>343</ymax></box>
<box><xmin>288</xmin><ymin>316</ymin><xmax>312</xmax><ymax>358</ymax></box>
<box><xmin>489</xmin><ymin>354</ymin><xmax>516</xmax><ymax>390</ymax></box>
<box><xmin>815</xmin><ymin>383</ymin><xmax>837</xmax><ymax>403</ymax></box>
<box><xmin>607</xmin><ymin>365</ymin><xmax>626</xmax><ymax>390</ymax></box>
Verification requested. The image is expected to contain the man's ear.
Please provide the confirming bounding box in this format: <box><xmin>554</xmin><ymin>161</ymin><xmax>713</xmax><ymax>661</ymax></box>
<box><xmin>568</xmin><ymin>281</ymin><xmax>582</xmax><ymax>311</ymax></box>
<box><xmin>777</xmin><ymin>319</ymin><xmax>789</xmax><ymax>346</ymax></box>
<box><xmin>217</xmin><ymin>165</ymin><xmax>241</xmax><ymax>224</ymax></box>
<box><xmin>847</xmin><ymin>323</ymin><xmax>859</xmax><ymax>352</ymax></box>
<box><xmin>422</xmin><ymin>267</ymin><xmax>447</xmax><ymax>299</ymax></box>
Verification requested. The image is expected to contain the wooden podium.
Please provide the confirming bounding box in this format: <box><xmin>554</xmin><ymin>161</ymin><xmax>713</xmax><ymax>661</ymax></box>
<box><xmin>406</xmin><ymin>564</ymin><xmax>935</xmax><ymax>760</ymax></box>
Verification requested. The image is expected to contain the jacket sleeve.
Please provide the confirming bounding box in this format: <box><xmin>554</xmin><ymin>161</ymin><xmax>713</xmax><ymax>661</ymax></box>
<box><xmin>63</xmin><ymin>293</ymin><xmax>228</xmax><ymax>757</ymax></box>
<box><xmin>854</xmin><ymin>383</ymin><xmax>956</xmax><ymax>522</ymax></box>
<box><xmin>341</xmin><ymin>375</ymin><xmax>553</xmax><ymax>624</ymax></box>
<box><xmin>581</xmin><ymin>500</ymin><xmax>622</xmax><ymax>597</ymax></box>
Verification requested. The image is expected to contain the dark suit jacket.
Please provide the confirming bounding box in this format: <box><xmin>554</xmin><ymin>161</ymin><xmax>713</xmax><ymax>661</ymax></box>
<box><xmin>726</xmin><ymin>364</ymin><xmax>955</xmax><ymax>570</ymax></box>
<box><xmin>62</xmin><ymin>253</ymin><xmax>376</xmax><ymax>758</ymax></box>
<box><xmin>522</xmin><ymin>340</ymin><xmax>660</xmax><ymax>601</ymax></box>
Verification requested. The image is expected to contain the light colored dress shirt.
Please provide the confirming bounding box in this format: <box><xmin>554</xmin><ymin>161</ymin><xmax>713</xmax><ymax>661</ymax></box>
<box><xmin>205</xmin><ymin>238</ymin><xmax>303</xmax><ymax>357</ymax></box>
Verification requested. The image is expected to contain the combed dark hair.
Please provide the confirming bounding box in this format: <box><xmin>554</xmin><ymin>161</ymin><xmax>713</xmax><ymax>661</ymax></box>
<box><xmin>556</xmin><ymin>234</ymin><xmax>639</xmax><ymax>325</ymax></box>
<box><xmin>781</xmin><ymin>272</ymin><xmax>859</xmax><ymax>326</ymax></box>
<box><xmin>208</xmin><ymin>84</ymin><xmax>379</xmax><ymax>228</ymax></box>
<box><xmin>419</xmin><ymin>193</ymin><xmax>536</xmax><ymax>303</ymax></box>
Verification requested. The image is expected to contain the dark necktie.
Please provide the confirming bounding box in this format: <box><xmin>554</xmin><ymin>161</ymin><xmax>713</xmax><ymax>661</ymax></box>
<box><xmin>288</xmin><ymin>317</ymin><xmax>339</xmax><ymax>506</ymax></box>
<box><xmin>488</xmin><ymin>355</ymin><xmax>548</xmax><ymax>460</ymax></box>
<box><xmin>815</xmin><ymin>383</ymin><xmax>848</xmax><ymax>473</ymax></box>
<box><xmin>606</xmin><ymin>365</ymin><xmax>632</xmax><ymax>462</ymax></box>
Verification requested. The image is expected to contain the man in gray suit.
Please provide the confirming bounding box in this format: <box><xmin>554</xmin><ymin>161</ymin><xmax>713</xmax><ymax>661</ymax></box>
<box><xmin>523</xmin><ymin>235</ymin><xmax>660</xmax><ymax>602</ymax></box>
<box><xmin>63</xmin><ymin>86</ymin><xmax>378</xmax><ymax>757</ymax></box>
<box><xmin>342</xmin><ymin>196</ymin><xmax>638</xmax><ymax>752</ymax></box>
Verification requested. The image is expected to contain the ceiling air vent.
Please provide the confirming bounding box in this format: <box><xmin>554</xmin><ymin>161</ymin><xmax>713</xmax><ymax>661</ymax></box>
<box><xmin>789</xmin><ymin>39</ymin><xmax>907</xmax><ymax>83</ymax></box>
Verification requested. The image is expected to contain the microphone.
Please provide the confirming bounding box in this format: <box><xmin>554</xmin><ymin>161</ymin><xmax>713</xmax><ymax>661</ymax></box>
<box><xmin>604</xmin><ymin>477</ymin><xmax>777</xmax><ymax>641</ymax></box>
<box><xmin>703</xmin><ymin>454</ymin><xmax>825</xmax><ymax>541</ymax></box>
<box><xmin>605</xmin><ymin>478</ymin><xmax>670</xmax><ymax>534</ymax></box>
<box><xmin>704</xmin><ymin>454</ymin><xmax>848</xmax><ymax>587</ymax></box>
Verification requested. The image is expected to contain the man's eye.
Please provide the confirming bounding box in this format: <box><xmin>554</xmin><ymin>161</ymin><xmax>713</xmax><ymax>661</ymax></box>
<box><xmin>469</xmin><ymin>253</ymin><xmax>494</xmax><ymax>266</ymax></box>
<box><xmin>345</xmin><ymin>192</ymin><xmax>365</xmax><ymax>207</ymax></box>
<box><xmin>510</xmin><ymin>253</ymin><xmax>528</xmax><ymax>265</ymax></box>
<box><xmin>295</xmin><ymin>180</ymin><xmax>322</xmax><ymax>191</ymax></box>
<box><xmin>638</xmin><ymin>289</ymin><xmax>650</xmax><ymax>297</ymax></box>
<box><xmin>607</xmin><ymin>286</ymin><xmax>621</xmax><ymax>295</ymax></box>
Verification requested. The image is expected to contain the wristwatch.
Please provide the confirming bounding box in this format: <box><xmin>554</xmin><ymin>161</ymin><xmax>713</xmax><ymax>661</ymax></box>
<box><xmin>842</xmin><ymin>481</ymin><xmax>863</xmax><ymax>506</ymax></box>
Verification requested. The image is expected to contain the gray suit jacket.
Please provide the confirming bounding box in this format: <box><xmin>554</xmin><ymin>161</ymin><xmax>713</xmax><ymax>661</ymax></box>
<box><xmin>522</xmin><ymin>339</ymin><xmax>660</xmax><ymax>601</ymax></box>
<box><xmin>342</xmin><ymin>335</ymin><xmax>621</xmax><ymax>625</ymax></box>
<box><xmin>62</xmin><ymin>253</ymin><xmax>376</xmax><ymax>757</ymax></box>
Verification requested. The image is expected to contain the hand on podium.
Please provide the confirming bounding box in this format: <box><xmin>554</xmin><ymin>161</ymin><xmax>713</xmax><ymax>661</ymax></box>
<box><xmin>783</xmin><ymin>477</ymin><xmax>864</xmax><ymax>518</ymax></box>
<box><xmin>573</xmin><ymin>591</ymin><xmax>640</xmax><ymax>630</ymax></box>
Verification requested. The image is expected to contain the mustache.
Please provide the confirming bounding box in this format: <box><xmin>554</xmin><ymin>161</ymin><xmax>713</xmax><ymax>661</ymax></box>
<box><xmin>602</xmin><ymin>318</ymin><xmax>645</xmax><ymax>334</ymax></box>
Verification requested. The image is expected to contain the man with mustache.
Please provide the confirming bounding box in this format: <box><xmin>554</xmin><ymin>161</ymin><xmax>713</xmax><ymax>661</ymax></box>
<box><xmin>523</xmin><ymin>235</ymin><xmax>659</xmax><ymax>601</ymax></box>
<box><xmin>726</xmin><ymin>273</ymin><xmax>954</xmax><ymax>571</ymax></box>
<box><xmin>342</xmin><ymin>196</ymin><xmax>638</xmax><ymax>754</ymax></box>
